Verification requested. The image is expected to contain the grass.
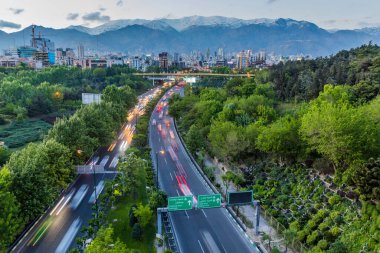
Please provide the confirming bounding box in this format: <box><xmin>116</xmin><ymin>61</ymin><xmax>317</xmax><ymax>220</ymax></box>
<box><xmin>106</xmin><ymin>160</ymin><xmax>156</xmax><ymax>253</ymax></box>
<box><xmin>0</xmin><ymin>119</ymin><xmax>52</xmax><ymax>149</ymax></box>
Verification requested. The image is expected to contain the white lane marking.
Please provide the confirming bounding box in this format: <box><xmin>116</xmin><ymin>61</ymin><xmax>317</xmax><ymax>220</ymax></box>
<box><xmin>201</xmin><ymin>209</ymin><xmax>207</xmax><ymax>218</ymax></box>
<box><xmin>185</xmin><ymin>210</ymin><xmax>189</xmax><ymax>219</ymax></box>
<box><xmin>164</xmin><ymin>158</ymin><xmax>168</xmax><ymax>165</ymax></box>
<box><xmin>170</xmin><ymin>172</ymin><xmax>173</xmax><ymax>181</ymax></box>
<box><xmin>55</xmin><ymin>218</ymin><xmax>82</xmax><ymax>253</ymax></box>
<box><xmin>159</xmin><ymin>137</ymin><xmax>161</xmax><ymax>143</ymax></box>
<box><xmin>198</xmin><ymin>240</ymin><xmax>206</xmax><ymax>253</ymax></box>
<box><xmin>49</xmin><ymin>196</ymin><xmax>66</xmax><ymax>215</ymax></box>
<box><xmin>222</xmin><ymin>244</ymin><xmax>228</xmax><ymax>253</ymax></box>
<box><xmin>56</xmin><ymin>189</ymin><xmax>75</xmax><ymax>215</ymax></box>
<box><xmin>176</xmin><ymin>189</ymin><xmax>180</xmax><ymax>196</ymax></box>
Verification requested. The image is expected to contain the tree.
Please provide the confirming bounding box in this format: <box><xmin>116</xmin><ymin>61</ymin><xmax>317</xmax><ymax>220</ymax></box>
<box><xmin>132</xmin><ymin>223</ymin><xmax>142</xmax><ymax>241</ymax></box>
<box><xmin>0</xmin><ymin>167</ymin><xmax>22</xmax><ymax>252</ymax></box>
<box><xmin>257</xmin><ymin>115</ymin><xmax>303</xmax><ymax>164</ymax></box>
<box><xmin>262</xmin><ymin>233</ymin><xmax>272</xmax><ymax>251</ymax></box>
<box><xmin>129</xmin><ymin>204</ymin><xmax>138</xmax><ymax>227</ymax></box>
<box><xmin>117</xmin><ymin>154</ymin><xmax>146</xmax><ymax>197</ymax></box>
<box><xmin>102</xmin><ymin>84</ymin><xmax>137</xmax><ymax>110</ymax></box>
<box><xmin>208</xmin><ymin>121</ymin><xmax>248</xmax><ymax>162</ymax></box>
<box><xmin>351</xmin><ymin>157</ymin><xmax>380</xmax><ymax>200</ymax></box>
<box><xmin>300</xmin><ymin>86</ymin><xmax>380</xmax><ymax>169</ymax></box>
<box><xmin>48</xmin><ymin>114</ymin><xmax>98</xmax><ymax>163</ymax></box>
<box><xmin>85</xmin><ymin>226</ymin><xmax>131</xmax><ymax>253</ymax></box>
<box><xmin>93</xmin><ymin>68</ymin><xmax>106</xmax><ymax>82</ymax></box>
<box><xmin>185</xmin><ymin>124</ymin><xmax>205</xmax><ymax>154</ymax></box>
<box><xmin>133</xmin><ymin>203</ymin><xmax>153</xmax><ymax>228</ymax></box>
<box><xmin>149</xmin><ymin>190</ymin><xmax>167</xmax><ymax>210</ymax></box>
<box><xmin>7</xmin><ymin>140</ymin><xmax>73</xmax><ymax>223</ymax></box>
<box><xmin>221</xmin><ymin>171</ymin><xmax>235</xmax><ymax>197</ymax></box>
<box><xmin>283</xmin><ymin>229</ymin><xmax>297</xmax><ymax>252</ymax></box>
<box><xmin>0</xmin><ymin>146</ymin><xmax>10</xmax><ymax>166</ymax></box>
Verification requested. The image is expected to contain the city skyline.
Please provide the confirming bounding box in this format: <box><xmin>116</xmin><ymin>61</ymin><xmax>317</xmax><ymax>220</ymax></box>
<box><xmin>0</xmin><ymin>0</ymin><xmax>379</xmax><ymax>33</ymax></box>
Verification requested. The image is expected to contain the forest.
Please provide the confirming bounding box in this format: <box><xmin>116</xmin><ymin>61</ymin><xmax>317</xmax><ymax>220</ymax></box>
<box><xmin>0</xmin><ymin>66</ymin><xmax>150</xmax><ymax>252</ymax></box>
<box><xmin>169</xmin><ymin>44</ymin><xmax>380</xmax><ymax>252</ymax></box>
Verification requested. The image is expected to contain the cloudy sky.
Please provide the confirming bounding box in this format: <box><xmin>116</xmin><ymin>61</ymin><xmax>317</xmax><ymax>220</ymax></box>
<box><xmin>0</xmin><ymin>0</ymin><xmax>379</xmax><ymax>32</ymax></box>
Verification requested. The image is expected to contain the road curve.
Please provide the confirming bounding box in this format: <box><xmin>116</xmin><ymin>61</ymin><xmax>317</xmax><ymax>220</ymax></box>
<box><xmin>150</xmin><ymin>85</ymin><xmax>259</xmax><ymax>253</ymax></box>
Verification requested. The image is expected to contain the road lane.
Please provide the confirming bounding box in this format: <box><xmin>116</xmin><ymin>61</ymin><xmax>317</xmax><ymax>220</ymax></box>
<box><xmin>13</xmin><ymin>87</ymin><xmax>161</xmax><ymax>253</ymax></box>
<box><xmin>150</xmin><ymin>85</ymin><xmax>259</xmax><ymax>253</ymax></box>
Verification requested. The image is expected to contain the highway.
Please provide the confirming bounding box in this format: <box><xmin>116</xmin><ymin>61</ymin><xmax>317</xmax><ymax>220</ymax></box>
<box><xmin>149</xmin><ymin>84</ymin><xmax>259</xmax><ymax>253</ymax></box>
<box><xmin>12</xmin><ymin>87</ymin><xmax>161</xmax><ymax>253</ymax></box>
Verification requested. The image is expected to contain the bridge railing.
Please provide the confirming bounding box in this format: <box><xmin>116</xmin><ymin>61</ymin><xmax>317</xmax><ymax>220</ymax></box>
<box><xmin>76</xmin><ymin>165</ymin><xmax>105</xmax><ymax>174</ymax></box>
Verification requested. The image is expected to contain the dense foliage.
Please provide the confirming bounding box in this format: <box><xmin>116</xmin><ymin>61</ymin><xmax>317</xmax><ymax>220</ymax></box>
<box><xmin>0</xmin><ymin>66</ymin><xmax>149</xmax><ymax>252</ymax></box>
<box><xmin>82</xmin><ymin>88</ymin><xmax>168</xmax><ymax>253</ymax></box>
<box><xmin>0</xmin><ymin>65</ymin><xmax>150</xmax><ymax>148</ymax></box>
<box><xmin>269</xmin><ymin>44</ymin><xmax>380</xmax><ymax>101</ymax></box>
<box><xmin>169</xmin><ymin>45</ymin><xmax>380</xmax><ymax>252</ymax></box>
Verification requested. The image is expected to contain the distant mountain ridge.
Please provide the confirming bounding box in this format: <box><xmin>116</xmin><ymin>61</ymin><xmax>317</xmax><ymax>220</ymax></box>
<box><xmin>66</xmin><ymin>16</ymin><xmax>279</xmax><ymax>35</ymax></box>
<box><xmin>0</xmin><ymin>16</ymin><xmax>379</xmax><ymax>56</ymax></box>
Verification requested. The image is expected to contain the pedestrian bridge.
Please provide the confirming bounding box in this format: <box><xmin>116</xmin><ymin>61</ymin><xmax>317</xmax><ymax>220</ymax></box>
<box><xmin>76</xmin><ymin>165</ymin><xmax>119</xmax><ymax>174</ymax></box>
<box><xmin>133</xmin><ymin>73</ymin><xmax>252</xmax><ymax>78</ymax></box>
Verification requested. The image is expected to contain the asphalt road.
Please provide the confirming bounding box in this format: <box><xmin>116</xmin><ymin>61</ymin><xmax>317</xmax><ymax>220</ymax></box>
<box><xmin>12</xmin><ymin>87</ymin><xmax>160</xmax><ymax>253</ymax></box>
<box><xmin>149</xmin><ymin>85</ymin><xmax>259</xmax><ymax>253</ymax></box>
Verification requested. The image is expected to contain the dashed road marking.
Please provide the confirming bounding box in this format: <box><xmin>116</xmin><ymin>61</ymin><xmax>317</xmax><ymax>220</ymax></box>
<box><xmin>198</xmin><ymin>240</ymin><xmax>206</xmax><ymax>253</ymax></box>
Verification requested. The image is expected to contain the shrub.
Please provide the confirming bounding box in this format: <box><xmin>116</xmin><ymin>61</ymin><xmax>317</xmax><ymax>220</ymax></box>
<box><xmin>307</xmin><ymin>230</ymin><xmax>320</xmax><ymax>245</ymax></box>
<box><xmin>203</xmin><ymin>166</ymin><xmax>216</xmax><ymax>182</ymax></box>
<box><xmin>297</xmin><ymin>229</ymin><xmax>309</xmax><ymax>242</ymax></box>
<box><xmin>318</xmin><ymin>222</ymin><xmax>329</xmax><ymax>231</ymax></box>
<box><xmin>132</xmin><ymin>223</ymin><xmax>142</xmax><ymax>241</ymax></box>
<box><xmin>329</xmin><ymin>226</ymin><xmax>341</xmax><ymax>238</ymax></box>
<box><xmin>328</xmin><ymin>195</ymin><xmax>341</xmax><ymax>206</ymax></box>
<box><xmin>317</xmin><ymin>239</ymin><xmax>328</xmax><ymax>250</ymax></box>
<box><xmin>306</xmin><ymin>220</ymin><xmax>317</xmax><ymax>230</ymax></box>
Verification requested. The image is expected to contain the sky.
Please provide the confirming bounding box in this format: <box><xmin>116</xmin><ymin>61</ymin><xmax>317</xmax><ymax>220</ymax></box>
<box><xmin>0</xmin><ymin>0</ymin><xmax>379</xmax><ymax>32</ymax></box>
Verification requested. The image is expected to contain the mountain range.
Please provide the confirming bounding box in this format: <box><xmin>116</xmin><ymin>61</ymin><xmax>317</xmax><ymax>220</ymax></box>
<box><xmin>1</xmin><ymin>16</ymin><xmax>379</xmax><ymax>56</ymax></box>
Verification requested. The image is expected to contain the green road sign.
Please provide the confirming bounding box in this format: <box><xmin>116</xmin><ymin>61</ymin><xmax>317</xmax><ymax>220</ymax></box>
<box><xmin>197</xmin><ymin>194</ymin><xmax>221</xmax><ymax>209</ymax></box>
<box><xmin>168</xmin><ymin>196</ymin><xmax>193</xmax><ymax>211</ymax></box>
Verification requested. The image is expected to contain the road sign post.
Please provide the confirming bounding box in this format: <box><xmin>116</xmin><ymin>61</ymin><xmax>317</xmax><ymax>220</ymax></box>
<box><xmin>197</xmin><ymin>194</ymin><xmax>221</xmax><ymax>209</ymax></box>
<box><xmin>168</xmin><ymin>196</ymin><xmax>193</xmax><ymax>211</ymax></box>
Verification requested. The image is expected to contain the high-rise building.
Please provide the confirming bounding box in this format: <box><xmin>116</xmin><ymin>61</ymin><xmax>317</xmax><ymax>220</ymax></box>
<box><xmin>237</xmin><ymin>50</ymin><xmax>249</xmax><ymax>69</ymax></box>
<box><xmin>217</xmin><ymin>47</ymin><xmax>224</xmax><ymax>61</ymax></box>
<box><xmin>77</xmin><ymin>44</ymin><xmax>85</xmax><ymax>59</ymax></box>
<box><xmin>132</xmin><ymin>56</ymin><xmax>142</xmax><ymax>70</ymax></box>
<box><xmin>159</xmin><ymin>52</ymin><xmax>169</xmax><ymax>70</ymax></box>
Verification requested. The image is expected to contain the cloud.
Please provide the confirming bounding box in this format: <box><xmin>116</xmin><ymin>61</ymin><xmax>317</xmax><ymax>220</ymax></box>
<box><xmin>0</xmin><ymin>20</ymin><xmax>21</xmax><ymax>29</ymax></box>
<box><xmin>357</xmin><ymin>21</ymin><xmax>380</xmax><ymax>28</ymax></box>
<box><xmin>82</xmin><ymin>12</ymin><xmax>110</xmax><ymax>23</ymax></box>
<box><xmin>323</xmin><ymin>20</ymin><xmax>337</xmax><ymax>25</ymax></box>
<box><xmin>116</xmin><ymin>0</ymin><xmax>123</xmax><ymax>7</ymax></box>
<box><xmin>99</xmin><ymin>7</ymin><xmax>106</xmax><ymax>11</ymax></box>
<box><xmin>67</xmin><ymin>13</ymin><xmax>79</xmax><ymax>21</ymax></box>
<box><xmin>267</xmin><ymin>0</ymin><xmax>278</xmax><ymax>3</ymax></box>
<box><xmin>9</xmin><ymin>8</ymin><xmax>24</xmax><ymax>15</ymax></box>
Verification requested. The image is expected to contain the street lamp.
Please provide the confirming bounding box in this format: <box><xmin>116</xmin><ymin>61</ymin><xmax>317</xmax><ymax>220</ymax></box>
<box><xmin>92</xmin><ymin>163</ymin><xmax>99</xmax><ymax>219</ymax></box>
<box><xmin>77</xmin><ymin>149</ymin><xmax>99</xmax><ymax>219</ymax></box>
<box><xmin>155</xmin><ymin>149</ymin><xmax>165</xmax><ymax>188</ymax></box>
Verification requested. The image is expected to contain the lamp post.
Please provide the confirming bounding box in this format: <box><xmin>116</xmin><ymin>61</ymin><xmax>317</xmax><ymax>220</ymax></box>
<box><xmin>92</xmin><ymin>163</ymin><xmax>99</xmax><ymax>218</ymax></box>
<box><xmin>77</xmin><ymin>149</ymin><xmax>99</xmax><ymax>221</ymax></box>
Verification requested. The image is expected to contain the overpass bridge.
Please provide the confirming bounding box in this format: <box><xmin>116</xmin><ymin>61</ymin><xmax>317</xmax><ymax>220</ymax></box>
<box><xmin>133</xmin><ymin>72</ymin><xmax>252</xmax><ymax>78</ymax></box>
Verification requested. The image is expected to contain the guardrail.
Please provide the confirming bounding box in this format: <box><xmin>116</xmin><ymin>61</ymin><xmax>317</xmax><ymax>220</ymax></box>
<box><xmin>173</xmin><ymin>120</ymin><xmax>249</xmax><ymax>231</ymax></box>
<box><xmin>8</xmin><ymin>174</ymin><xmax>81</xmax><ymax>253</ymax></box>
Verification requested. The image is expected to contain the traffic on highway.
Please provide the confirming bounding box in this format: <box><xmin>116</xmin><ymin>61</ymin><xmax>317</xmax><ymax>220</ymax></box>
<box><xmin>12</xmin><ymin>87</ymin><xmax>161</xmax><ymax>253</ymax></box>
<box><xmin>150</xmin><ymin>82</ymin><xmax>260</xmax><ymax>253</ymax></box>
